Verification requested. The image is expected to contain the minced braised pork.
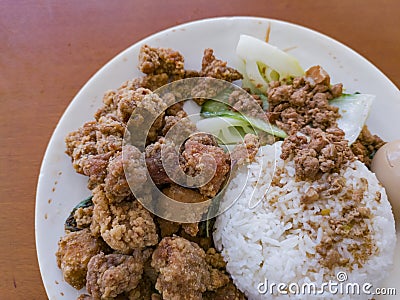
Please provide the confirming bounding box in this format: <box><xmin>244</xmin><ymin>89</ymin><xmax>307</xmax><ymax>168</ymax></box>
<box><xmin>317</xmin><ymin>203</ymin><xmax>374</xmax><ymax>269</ymax></box>
<box><xmin>281</xmin><ymin>126</ymin><xmax>354</xmax><ymax>181</ymax></box>
<box><xmin>56</xmin><ymin>229</ymin><xmax>109</xmax><ymax>290</ymax></box>
<box><xmin>267</xmin><ymin>66</ymin><xmax>342</xmax><ymax>135</ymax></box>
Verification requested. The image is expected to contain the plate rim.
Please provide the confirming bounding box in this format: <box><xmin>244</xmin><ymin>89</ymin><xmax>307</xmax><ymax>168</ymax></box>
<box><xmin>35</xmin><ymin>15</ymin><xmax>400</xmax><ymax>298</ymax></box>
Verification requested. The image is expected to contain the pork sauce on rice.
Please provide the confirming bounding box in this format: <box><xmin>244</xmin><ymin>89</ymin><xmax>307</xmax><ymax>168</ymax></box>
<box><xmin>214</xmin><ymin>142</ymin><xmax>396</xmax><ymax>299</ymax></box>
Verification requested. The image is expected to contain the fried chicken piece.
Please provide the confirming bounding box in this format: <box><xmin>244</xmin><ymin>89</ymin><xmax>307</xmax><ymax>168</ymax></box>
<box><xmin>91</xmin><ymin>186</ymin><xmax>158</xmax><ymax>253</ymax></box>
<box><xmin>86</xmin><ymin>252</ymin><xmax>144</xmax><ymax>299</ymax></box>
<box><xmin>104</xmin><ymin>144</ymin><xmax>147</xmax><ymax>203</ymax></box>
<box><xmin>156</xmin><ymin>217</ymin><xmax>181</xmax><ymax>238</ymax></box>
<box><xmin>81</xmin><ymin>152</ymin><xmax>114</xmax><ymax>190</ymax></box>
<box><xmin>160</xmin><ymin>184</ymin><xmax>210</xmax><ymax>224</ymax></box>
<box><xmin>56</xmin><ymin>228</ymin><xmax>108</xmax><ymax>290</ymax></box>
<box><xmin>181</xmin><ymin>134</ymin><xmax>231</xmax><ymax>197</ymax></box>
<box><xmin>164</xmin><ymin>97</ymin><xmax>185</xmax><ymax>116</ymax></box>
<box><xmin>139</xmin><ymin>45</ymin><xmax>185</xmax><ymax>77</ymax></box>
<box><xmin>162</xmin><ymin>184</ymin><xmax>210</xmax><ymax>204</ymax></box>
<box><xmin>178</xmin><ymin>230</ymin><xmax>213</xmax><ymax>251</ymax></box>
<box><xmin>207</xmin><ymin>268</ymin><xmax>230</xmax><ymax>291</ymax></box>
<box><xmin>134</xmin><ymin>92</ymin><xmax>168</xmax><ymax>144</ymax></box>
<box><xmin>126</xmin><ymin>275</ymin><xmax>155</xmax><ymax>300</ymax></box>
<box><xmin>146</xmin><ymin>117</ymin><xmax>196</xmax><ymax>188</ymax></box>
<box><xmin>189</xmin><ymin>49</ymin><xmax>242</xmax><ymax>105</ymax></box>
<box><xmin>162</xmin><ymin>110</ymin><xmax>196</xmax><ymax>137</ymax></box>
<box><xmin>95</xmin><ymin>85</ymin><xmax>154</xmax><ymax>122</ymax></box>
<box><xmin>188</xmin><ymin>133</ymin><xmax>219</xmax><ymax>146</ymax></box>
<box><xmin>157</xmin><ymin>216</ymin><xmax>199</xmax><ymax>239</ymax></box>
<box><xmin>83</xmin><ymin>116</ymin><xmax>127</xmax><ymax>189</ymax></box>
<box><xmin>125</xmin><ymin>248</ymin><xmax>158</xmax><ymax>299</ymax></box>
<box><xmin>117</xmin><ymin>88</ymin><xmax>152</xmax><ymax>123</ymax></box>
<box><xmin>203</xmin><ymin>282</ymin><xmax>246</xmax><ymax>300</ymax></box>
<box><xmin>95</xmin><ymin>115</ymin><xmax>126</xmax><ymax>154</ymax></box>
<box><xmin>205</xmin><ymin>248</ymin><xmax>226</xmax><ymax>270</ymax></box>
<box><xmin>145</xmin><ymin>138</ymin><xmax>177</xmax><ymax>186</ymax></box>
<box><xmin>73</xmin><ymin>205</ymin><xmax>94</xmax><ymax>230</ymax></box>
<box><xmin>65</xmin><ymin>121</ymin><xmax>98</xmax><ymax>174</ymax></box>
<box><xmin>231</xmin><ymin>133</ymin><xmax>260</xmax><ymax>166</ymax></box>
<box><xmin>351</xmin><ymin>125</ymin><xmax>385</xmax><ymax>168</ymax></box>
<box><xmin>200</xmin><ymin>49</ymin><xmax>242</xmax><ymax>82</ymax></box>
<box><xmin>190</xmin><ymin>78</ymin><xmax>227</xmax><ymax>106</ymax></box>
<box><xmin>99</xmin><ymin>87</ymin><xmax>150</xmax><ymax>123</ymax></box>
<box><xmin>65</xmin><ymin>115</ymin><xmax>128</xmax><ymax>190</ymax></box>
<box><xmin>181</xmin><ymin>222</ymin><xmax>199</xmax><ymax>237</ymax></box>
<box><xmin>97</xmin><ymin>85</ymin><xmax>167</xmax><ymax>142</ymax></box>
<box><xmin>131</xmin><ymin>74</ymin><xmax>170</xmax><ymax>92</ymax></box>
<box><xmin>151</xmin><ymin>237</ymin><xmax>211</xmax><ymax>300</ymax></box>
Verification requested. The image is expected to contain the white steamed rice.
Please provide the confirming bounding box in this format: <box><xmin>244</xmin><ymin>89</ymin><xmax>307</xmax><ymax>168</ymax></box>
<box><xmin>214</xmin><ymin>141</ymin><xmax>396</xmax><ymax>299</ymax></box>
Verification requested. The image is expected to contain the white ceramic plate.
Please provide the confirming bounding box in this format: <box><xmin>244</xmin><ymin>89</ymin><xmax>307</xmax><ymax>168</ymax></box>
<box><xmin>35</xmin><ymin>17</ymin><xmax>400</xmax><ymax>299</ymax></box>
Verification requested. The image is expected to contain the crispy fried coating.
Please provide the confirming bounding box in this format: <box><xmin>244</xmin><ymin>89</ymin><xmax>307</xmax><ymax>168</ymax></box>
<box><xmin>91</xmin><ymin>186</ymin><xmax>158</xmax><ymax>253</ymax></box>
<box><xmin>104</xmin><ymin>145</ymin><xmax>147</xmax><ymax>203</ymax></box>
<box><xmin>151</xmin><ymin>237</ymin><xmax>211</xmax><ymax>300</ymax></box>
<box><xmin>203</xmin><ymin>282</ymin><xmax>246</xmax><ymax>300</ymax></box>
<box><xmin>181</xmin><ymin>134</ymin><xmax>230</xmax><ymax>197</ymax></box>
<box><xmin>86</xmin><ymin>252</ymin><xmax>144</xmax><ymax>299</ymax></box>
<box><xmin>351</xmin><ymin>125</ymin><xmax>385</xmax><ymax>168</ymax></box>
<box><xmin>56</xmin><ymin>228</ymin><xmax>108</xmax><ymax>290</ymax></box>
<box><xmin>139</xmin><ymin>45</ymin><xmax>185</xmax><ymax>77</ymax></box>
<box><xmin>200</xmin><ymin>49</ymin><xmax>242</xmax><ymax>82</ymax></box>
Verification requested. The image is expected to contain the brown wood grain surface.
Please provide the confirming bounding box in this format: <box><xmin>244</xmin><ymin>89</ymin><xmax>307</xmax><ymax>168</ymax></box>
<box><xmin>0</xmin><ymin>0</ymin><xmax>399</xmax><ymax>299</ymax></box>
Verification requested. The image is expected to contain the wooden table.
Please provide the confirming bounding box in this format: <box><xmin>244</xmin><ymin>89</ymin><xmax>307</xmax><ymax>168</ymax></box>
<box><xmin>1</xmin><ymin>1</ymin><xmax>399</xmax><ymax>299</ymax></box>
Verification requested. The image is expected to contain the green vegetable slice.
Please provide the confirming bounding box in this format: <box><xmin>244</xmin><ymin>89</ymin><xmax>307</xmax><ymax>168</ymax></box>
<box><xmin>236</xmin><ymin>34</ymin><xmax>304</xmax><ymax>92</ymax></box>
<box><xmin>196</xmin><ymin>116</ymin><xmax>252</xmax><ymax>145</ymax></box>
<box><xmin>201</xmin><ymin>99</ymin><xmax>229</xmax><ymax>114</ymax></box>
<box><xmin>65</xmin><ymin>195</ymin><xmax>93</xmax><ymax>232</ymax></box>
<box><xmin>330</xmin><ymin>93</ymin><xmax>375</xmax><ymax>145</ymax></box>
<box><xmin>198</xmin><ymin>100</ymin><xmax>287</xmax><ymax>144</ymax></box>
